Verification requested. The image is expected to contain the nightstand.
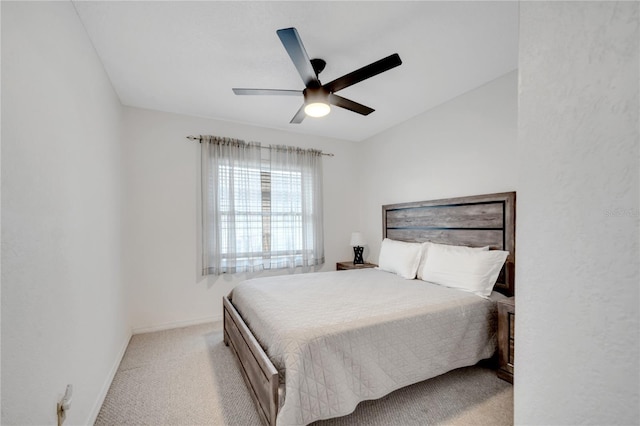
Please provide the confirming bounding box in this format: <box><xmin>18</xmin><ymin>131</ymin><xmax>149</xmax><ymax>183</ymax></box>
<box><xmin>336</xmin><ymin>261</ymin><xmax>377</xmax><ymax>271</ymax></box>
<box><xmin>497</xmin><ymin>296</ymin><xmax>515</xmax><ymax>383</ymax></box>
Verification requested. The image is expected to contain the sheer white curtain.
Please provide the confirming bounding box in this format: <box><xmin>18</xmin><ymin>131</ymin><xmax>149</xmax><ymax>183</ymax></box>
<box><xmin>269</xmin><ymin>145</ymin><xmax>324</xmax><ymax>269</ymax></box>
<box><xmin>201</xmin><ymin>136</ymin><xmax>263</xmax><ymax>275</ymax></box>
<box><xmin>201</xmin><ymin>136</ymin><xmax>324</xmax><ymax>275</ymax></box>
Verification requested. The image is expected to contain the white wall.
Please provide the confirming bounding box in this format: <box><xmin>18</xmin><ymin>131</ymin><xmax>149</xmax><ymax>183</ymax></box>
<box><xmin>357</xmin><ymin>71</ymin><xmax>518</xmax><ymax>261</ymax></box>
<box><xmin>123</xmin><ymin>107</ymin><xmax>360</xmax><ymax>332</ymax></box>
<box><xmin>1</xmin><ymin>2</ymin><xmax>130</xmax><ymax>424</ymax></box>
<box><xmin>516</xmin><ymin>2</ymin><xmax>639</xmax><ymax>425</ymax></box>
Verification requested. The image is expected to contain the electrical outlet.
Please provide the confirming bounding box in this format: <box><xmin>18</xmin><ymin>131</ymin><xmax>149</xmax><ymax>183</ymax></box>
<box><xmin>57</xmin><ymin>385</ymin><xmax>73</xmax><ymax>426</ymax></box>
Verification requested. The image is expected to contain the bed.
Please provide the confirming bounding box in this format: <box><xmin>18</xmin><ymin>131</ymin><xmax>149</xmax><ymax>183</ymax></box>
<box><xmin>223</xmin><ymin>191</ymin><xmax>516</xmax><ymax>425</ymax></box>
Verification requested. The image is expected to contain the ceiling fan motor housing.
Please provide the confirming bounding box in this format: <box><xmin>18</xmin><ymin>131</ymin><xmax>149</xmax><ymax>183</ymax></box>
<box><xmin>304</xmin><ymin>87</ymin><xmax>330</xmax><ymax>104</ymax></box>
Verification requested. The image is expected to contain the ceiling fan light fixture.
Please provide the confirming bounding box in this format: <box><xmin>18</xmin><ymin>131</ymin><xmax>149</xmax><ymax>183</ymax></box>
<box><xmin>304</xmin><ymin>102</ymin><xmax>331</xmax><ymax>118</ymax></box>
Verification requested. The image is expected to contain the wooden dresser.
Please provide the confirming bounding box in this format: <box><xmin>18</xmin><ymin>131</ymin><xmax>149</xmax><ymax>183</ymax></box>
<box><xmin>336</xmin><ymin>261</ymin><xmax>377</xmax><ymax>271</ymax></box>
<box><xmin>497</xmin><ymin>296</ymin><xmax>515</xmax><ymax>383</ymax></box>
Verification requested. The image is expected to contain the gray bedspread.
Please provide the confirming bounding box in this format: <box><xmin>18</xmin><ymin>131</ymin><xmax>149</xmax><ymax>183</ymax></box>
<box><xmin>231</xmin><ymin>268</ymin><xmax>502</xmax><ymax>425</ymax></box>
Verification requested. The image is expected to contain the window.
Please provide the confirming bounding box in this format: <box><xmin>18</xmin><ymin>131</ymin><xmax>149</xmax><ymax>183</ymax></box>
<box><xmin>201</xmin><ymin>137</ymin><xmax>324</xmax><ymax>275</ymax></box>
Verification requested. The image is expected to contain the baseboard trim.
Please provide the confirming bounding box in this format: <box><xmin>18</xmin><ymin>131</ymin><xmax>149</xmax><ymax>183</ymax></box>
<box><xmin>132</xmin><ymin>315</ymin><xmax>223</xmax><ymax>335</ymax></box>
<box><xmin>86</xmin><ymin>330</ymin><xmax>132</xmax><ymax>425</ymax></box>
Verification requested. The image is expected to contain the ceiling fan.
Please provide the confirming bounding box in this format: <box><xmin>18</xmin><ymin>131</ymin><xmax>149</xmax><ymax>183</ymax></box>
<box><xmin>232</xmin><ymin>27</ymin><xmax>402</xmax><ymax>124</ymax></box>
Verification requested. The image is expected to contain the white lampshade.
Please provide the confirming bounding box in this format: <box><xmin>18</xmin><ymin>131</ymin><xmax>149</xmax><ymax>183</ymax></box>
<box><xmin>350</xmin><ymin>232</ymin><xmax>366</xmax><ymax>247</ymax></box>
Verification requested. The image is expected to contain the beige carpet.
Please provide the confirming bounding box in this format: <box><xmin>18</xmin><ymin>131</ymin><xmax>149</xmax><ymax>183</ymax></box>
<box><xmin>95</xmin><ymin>322</ymin><xmax>513</xmax><ymax>425</ymax></box>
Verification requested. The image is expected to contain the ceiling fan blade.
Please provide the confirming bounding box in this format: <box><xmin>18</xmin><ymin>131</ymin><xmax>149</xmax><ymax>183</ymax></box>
<box><xmin>290</xmin><ymin>104</ymin><xmax>306</xmax><ymax>124</ymax></box>
<box><xmin>324</xmin><ymin>53</ymin><xmax>402</xmax><ymax>94</ymax></box>
<box><xmin>329</xmin><ymin>94</ymin><xmax>374</xmax><ymax>116</ymax></box>
<box><xmin>232</xmin><ymin>88</ymin><xmax>302</xmax><ymax>96</ymax></box>
<box><xmin>277</xmin><ymin>28</ymin><xmax>321</xmax><ymax>88</ymax></box>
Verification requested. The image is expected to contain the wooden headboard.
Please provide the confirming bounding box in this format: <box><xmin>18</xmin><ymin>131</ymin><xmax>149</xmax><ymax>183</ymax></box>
<box><xmin>382</xmin><ymin>192</ymin><xmax>516</xmax><ymax>296</ymax></box>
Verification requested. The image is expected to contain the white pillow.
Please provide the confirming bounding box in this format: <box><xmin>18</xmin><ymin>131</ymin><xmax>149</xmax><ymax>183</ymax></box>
<box><xmin>416</xmin><ymin>242</ymin><xmax>489</xmax><ymax>280</ymax></box>
<box><xmin>421</xmin><ymin>244</ymin><xmax>509</xmax><ymax>297</ymax></box>
<box><xmin>377</xmin><ymin>238</ymin><xmax>423</xmax><ymax>279</ymax></box>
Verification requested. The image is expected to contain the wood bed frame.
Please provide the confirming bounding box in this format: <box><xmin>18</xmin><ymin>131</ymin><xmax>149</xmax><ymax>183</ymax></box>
<box><xmin>223</xmin><ymin>191</ymin><xmax>516</xmax><ymax>425</ymax></box>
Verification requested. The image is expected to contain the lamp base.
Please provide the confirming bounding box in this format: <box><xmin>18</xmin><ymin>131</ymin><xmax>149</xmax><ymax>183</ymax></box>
<box><xmin>353</xmin><ymin>246</ymin><xmax>364</xmax><ymax>264</ymax></box>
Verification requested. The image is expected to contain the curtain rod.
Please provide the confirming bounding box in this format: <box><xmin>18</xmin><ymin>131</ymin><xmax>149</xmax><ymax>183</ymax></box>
<box><xmin>186</xmin><ymin>135</ymin><xmax>334</xmax><ymax>157</ymax></box>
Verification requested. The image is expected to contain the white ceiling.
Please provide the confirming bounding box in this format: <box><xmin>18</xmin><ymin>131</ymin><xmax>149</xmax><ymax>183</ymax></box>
<box><xmin>73</xmin><ymin>1</ymin><xmax>519</xmax><ymax>142</ymax></box>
